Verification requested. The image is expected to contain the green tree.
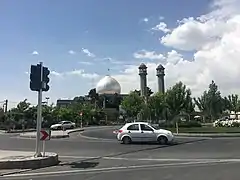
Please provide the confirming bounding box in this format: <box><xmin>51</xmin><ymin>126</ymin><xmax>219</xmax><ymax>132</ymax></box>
<box><xmin>88</xmin><ymin>88</ymin><xmax>99</xmax><ymax>108</ymax></box>
<box><xmin>207</xmin><ymin>81</ymin><xmax>224</xmax><ymax>120</ymax></box>
<box><xmin>121</xmin><ymin>91</ymin><xmax>144</xmax><ymax>119</ymax></box>
<box><xmin>133</xmin><ymin>87</ymin><xmax>153</xmax><ymax>97</ymax></box>
<box><xmin>227</xmin><ymin>94</ymin><xmax>240</xmax><ymax>119</ymax></box>
<box><xmin>148</xmin><ymin>92</ymin><xmax>166</xmax><ymax>121</ymax></box>
<box><xmin>8</xmin><ymin>99</ymin><xmax>31</xmax><ymax>128</ymax></box>
<box><xmin>194</xmin><ymin>91</ymin><xmax>209</xmax><ymax>122</ymax></box>
<box><xmin>165</xmin><ymin>82</ymin><xmax>194</xmax><ymax>121</ymax></box>
<box><xmin>194</xmin><ymin>81</ymin><xmax>224</xmax><ymax>121</ymax></box>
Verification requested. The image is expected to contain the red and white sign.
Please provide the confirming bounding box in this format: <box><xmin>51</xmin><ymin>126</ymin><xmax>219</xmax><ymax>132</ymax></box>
<box><xmin>40</xmin><ymin>130</ymin><xmax>50</xmax><ymax>141</ymax></box>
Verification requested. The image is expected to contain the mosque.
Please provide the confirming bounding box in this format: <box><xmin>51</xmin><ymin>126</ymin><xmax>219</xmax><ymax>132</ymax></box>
<box><xmin>56</xmin><ymin>63</ymin><xmax>166</xmax><ymax>121</ymax></box>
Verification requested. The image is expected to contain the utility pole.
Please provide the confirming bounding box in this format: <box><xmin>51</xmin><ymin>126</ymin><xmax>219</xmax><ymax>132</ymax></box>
<box><xmin>45</xmin><ymin>97</ymin><xmax>49</xmax><ymax>105</ymax></box>
<box><xmin>3</xmin><ymin>100</ymin><xmax>8</xmax><ymax>113</ymax></box>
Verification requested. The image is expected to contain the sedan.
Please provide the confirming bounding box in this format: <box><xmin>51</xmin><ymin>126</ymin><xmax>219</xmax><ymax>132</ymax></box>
<box><xmin>113</xmin><ymin>122</ymin><xmax>174</xmax><ymax>144</ymax></box>
<box><xmin>50</xmin><ymin>121</ymin><xmax>76</xmax><ymax>130</ymax></box>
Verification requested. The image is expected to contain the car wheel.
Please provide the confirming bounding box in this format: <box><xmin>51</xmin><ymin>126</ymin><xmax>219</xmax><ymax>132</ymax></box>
<box><xmin>157</xmin><ymin>136</ymin><xmax>168</xmax><ymax>145</ymax></box>
<box><xmin>122</xmin><ymin>136</ymin><xmax>131</xmax><ymax>144</ymax></box>
<box><xmin>70</xmin><ymin>125</ymin><xmax>74</xmax><ymax>129</ymax></box>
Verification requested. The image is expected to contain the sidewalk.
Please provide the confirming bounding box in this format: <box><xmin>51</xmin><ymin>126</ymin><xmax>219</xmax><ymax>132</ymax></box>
<box><xmin>19</xmin><ymin>128</ymin><xmax>84</xmax><ymax>139</ymax></box>
<box><xmin>0</xmin><ymin>150</ymin><xmax>58</xmax><ymax>172</ymax></box>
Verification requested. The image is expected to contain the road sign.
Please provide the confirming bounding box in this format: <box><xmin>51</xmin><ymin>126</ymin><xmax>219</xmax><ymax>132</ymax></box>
<box><xmin>40</xmin><ymin>129</ymin><xmax>51</xmax><ymax>141</ymax></box>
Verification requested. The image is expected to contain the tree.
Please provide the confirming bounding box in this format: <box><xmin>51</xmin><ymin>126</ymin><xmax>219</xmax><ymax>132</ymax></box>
<box><xmin>121</xmin><ymin>91</ymin><xmax>144</xmax><ymax>119</ymax></box>
<box><xmin>194</xmin><ymin>81</ymin><xmax>224</xmax><ymax>121</ymax></box>
<box><xmin>88</xmin><ymin>88</ymin><xmax>99</xmax><ymax>108</ymax></box>
<box><xmin>207</xmin><ymin>81</ymin><xmax>224</xmax><ymax>120</ymax></box>
<box><xmin>165</xmin><ymin>82</ymin><xmax>194</xmax><ymax>121</ymax></box>
<box><xmin>133</xmin><ymin>87</ymin><xmax>153</xmax><ymax>97</ymax></box>
<box><xmin>194</xmin><ymin>91</ymin><xmax>209</xmax><ymax>122</ymax></box>
<box><xmin>227</xmin><ymin>94</ymin><xmax>240</xmax><ymax>119</ymax></box>
<box><xmin>148</xmin><ymin>92</ymin><xmax>166</xmax><ymax>121</ymax></box>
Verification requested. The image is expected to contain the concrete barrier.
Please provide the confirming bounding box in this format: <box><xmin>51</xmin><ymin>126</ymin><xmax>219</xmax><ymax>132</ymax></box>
<box><xmin>0</xmin><ymin>152</ymin><xmax>59</xmax><ymax>169</ymax></box>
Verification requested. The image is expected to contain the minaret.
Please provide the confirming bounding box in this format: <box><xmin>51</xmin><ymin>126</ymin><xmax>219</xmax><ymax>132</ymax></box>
<box><xmin>156</xmin><ymin>64</ymin><xmax>165</xmax><ymax>93</ymax></box>
<box><xmin>138</xmin><ymin>63</ymin><xmax>147</xmax><ymax>97</ymax></box>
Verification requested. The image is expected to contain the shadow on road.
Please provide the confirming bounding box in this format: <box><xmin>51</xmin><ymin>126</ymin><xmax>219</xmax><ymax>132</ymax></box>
<box><xmin>58</xmin><ymin>138</ymin><xmax>209</xmax><ymax>169</ymax></box>
<box><xmin>59</xmin><ymin>161</ymin><xmax>99</xmax><ymax>169</ymax></box>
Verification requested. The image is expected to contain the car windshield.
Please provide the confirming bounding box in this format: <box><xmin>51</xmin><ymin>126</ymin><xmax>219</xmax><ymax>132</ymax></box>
<box><xmin>149</xmin><ymin>123</ymin><xmax>158</xmax><ymax>130</ymax></box>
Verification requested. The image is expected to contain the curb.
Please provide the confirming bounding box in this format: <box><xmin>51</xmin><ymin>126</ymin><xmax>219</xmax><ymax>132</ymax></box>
<box><xmin>0</xmin><ymin>153</ymin><xmax>59</xmax><ymax>170</ymax></box>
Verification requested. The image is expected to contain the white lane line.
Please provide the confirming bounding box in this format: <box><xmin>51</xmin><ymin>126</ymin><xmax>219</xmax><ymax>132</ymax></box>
<box><xmin>5</xmin><ymin>160</ymin><xmax>231</xmax><ymax>177</ymax></box>
<box><xmin>60</xmin><ymin>155</ymin><xmax>101</xmax><ymax>159</ymax></box>
<box><xmin>59</xmin><ymin>155</ymin><xmax>240</xmax><ymax>162</ymax></box>
<box><xmin>78</xmin><ymin>133</ymin><xmax>116</xmax><ymax>141</ymax></box>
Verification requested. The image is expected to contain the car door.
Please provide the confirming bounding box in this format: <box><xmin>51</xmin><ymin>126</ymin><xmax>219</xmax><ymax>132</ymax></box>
<box><xmin>126</xmin><ymin>124</ymin><xmax>141</xmax><ymax>142</ymax></box>
<box><xmin>140</xmin><ymin>124</ymin><xmax>156</xmax><ymax>142</ymax></box>
<box><xmin>62</xmin><ymin>121</ymin><xmax>70</xmax><ymax>129</ymax></box>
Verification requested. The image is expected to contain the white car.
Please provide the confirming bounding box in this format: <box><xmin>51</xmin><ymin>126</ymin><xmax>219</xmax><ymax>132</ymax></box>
<box><xmin>113</xmin><ymin>122</ymin><xmax>174</xmax><ymax>144</ymax></box>
<box><xmin>50</xmin><ymin>121</ymin><xmax>76</xmax><ymax>130</ymax></box>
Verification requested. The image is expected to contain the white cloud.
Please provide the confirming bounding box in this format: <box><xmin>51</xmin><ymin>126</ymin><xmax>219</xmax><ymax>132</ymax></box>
<box><xmin>134</xmin><ymin>50</ymin><xmax>165</xmax><ymax>60</ymax></box>
<box><xmin>51</xmin><ymin>71</ymin><xmax>63</xmax><ymax>77</ymax></box>
<box><xmin>51</xmin><ymin>69</ymin><xmax>100</xmax><ymax>80</ymax></box>
<box><xmin>152</xmin><ymin>22</ymin><xmax>170</xmax><ymax>33</ymax></box>
<box><xmin>143</xmin><ymin>18</ymin><xmax>149</xmax><ymax>22</ymax></box>
<box><xmin>78</xmin><ymin>61</ymin><xmax>93</xmax><ymax>65</ymax></box>
<box><xmin>105</xmin><ymin>58</ymin><xmax>125</xmax><ymax>65</ymax></box>
<box><xmin>32</xmin><ymin>51</ymin><xmax>39</xmax><ymax>55</ymax></box>
<box><xmin>68</xmin><ymin>50</ymin><xmax>76</xmax><ymax>55</ymax></box>
<box><xmin>81</xmin><ymin>48</ymin><xmax>96</xmax><ymax>57</ymax></box>
<box><xmin>112</xmin><ymin>0</ymin><xmax>240</xmax><ymax>97</ymax></box>
<box><xmin>159</xmin><ymin>16</ymin><xmax>165</xmax><ymax>20</ymax></box>
<box><xmin>160</xmin><ymin>17</ymin><xmax>228</xmax><ymax>51</ymax></box>
<box><xmin>94</xmin><ymin>57</ymin><xmax>126</xmax><ymax>65</ymax></box>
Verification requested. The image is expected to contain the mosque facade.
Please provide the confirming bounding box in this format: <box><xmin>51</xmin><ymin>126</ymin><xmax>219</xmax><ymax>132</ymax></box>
<box><xmin>56</xmin><ymin>63</ymin><xmax>166</xmax><ymax>121</ymax></box>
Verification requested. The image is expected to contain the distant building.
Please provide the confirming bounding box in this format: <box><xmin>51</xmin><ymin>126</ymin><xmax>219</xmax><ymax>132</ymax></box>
<box><xmin>56</xmin><ymin>99</ymin><xmax>73</xmax><ymax>108</ymax></box>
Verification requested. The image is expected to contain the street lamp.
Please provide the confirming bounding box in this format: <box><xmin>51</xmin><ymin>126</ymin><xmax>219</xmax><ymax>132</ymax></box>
<box><xmin>45</xmin><ymin>97</ymin><xmax>50</xmax><ymax>105</ymax></box>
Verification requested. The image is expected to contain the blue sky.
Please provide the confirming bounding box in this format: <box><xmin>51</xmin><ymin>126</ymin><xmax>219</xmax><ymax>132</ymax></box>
<box><xmin>0</xmin><ymin>0</ymin><xmax>211</xmax><ymax>107</ymax></box>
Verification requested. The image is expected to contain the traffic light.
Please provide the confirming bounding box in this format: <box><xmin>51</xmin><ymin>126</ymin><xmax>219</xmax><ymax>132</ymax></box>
<box><xmin>42</xmin><ymin>67</ymin><xmax>50</xmax><ymax>92</ymax></box>
<box><xmin>29</xmin><ymin>64</ymin><xmax>50</xmax><ymax>92</ymax></box>
<box><xmin>30</xmin><ymin>64</ymin><xmax>41</xmax><ymax>91</ymax></box>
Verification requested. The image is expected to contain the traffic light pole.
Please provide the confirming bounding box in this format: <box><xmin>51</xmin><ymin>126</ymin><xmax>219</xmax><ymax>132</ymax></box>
<box><xmin>35</xmin><ymin>62</ymin><xmax>43</xmax><ymax>157</ymax></box>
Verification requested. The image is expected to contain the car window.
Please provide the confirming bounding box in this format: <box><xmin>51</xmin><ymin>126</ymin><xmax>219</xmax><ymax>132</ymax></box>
<box><xmin>140</xmin><ymin>124</ymin><xmax>154</xmax><ymax>131</ymax></box>
<box><xmin>127</xmin><ymin>124</ymin><xmax>139</xmax><ymax>131</ymax></box>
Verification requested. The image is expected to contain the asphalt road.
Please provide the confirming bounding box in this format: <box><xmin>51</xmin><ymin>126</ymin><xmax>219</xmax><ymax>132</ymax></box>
<box><xmin>1</xmin><ymin>126</ymin><xmax>240</xmax><ymax>180</ymax></box>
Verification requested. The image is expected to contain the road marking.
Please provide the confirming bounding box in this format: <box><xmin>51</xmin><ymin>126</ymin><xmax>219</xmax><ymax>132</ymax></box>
<box><xmin>78</xmin><ymin>133</ymin><xmax>116</xmax><ymax>141</ymax></box>
<box><xmin>5</xmin><ymin>160</ymin><xmax>233</xmax><ymax>177</ymax></box>
<box><xmin>60</xmin><ymin>155</ymin><xmax>101</xmax><ymax>159</ymax></box>
<box><xmin>59</xmin><ymin>155</ymin><xmax>240</xmax><ymax>162</ymax></box>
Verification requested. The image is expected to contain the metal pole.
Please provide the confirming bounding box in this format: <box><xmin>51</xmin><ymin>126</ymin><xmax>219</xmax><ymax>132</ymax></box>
<box><xmin>80</xmin><ymin>115</ymin><xmax>83</xmax><ymax>128</ymax></box>
<box><xmin>42</xmin><ymin>141</ymin><xmax>45</xmax><ymax>157</ymax></box>
<box><xmin>35</xmin><ymin>62</ymin><xmax>43</xmax><ymax>157</ymax></box>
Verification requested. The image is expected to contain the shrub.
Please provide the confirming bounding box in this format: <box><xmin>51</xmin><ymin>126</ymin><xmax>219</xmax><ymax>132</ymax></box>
<box><xmin>231</xmin><ymin>122</ymin><xmax>240</xmax><ymax>127</ymax></box>
<box><xmin>159</xmin><ymin>120</ymin><xmax>202</xmax><ymax>128</ymax></box>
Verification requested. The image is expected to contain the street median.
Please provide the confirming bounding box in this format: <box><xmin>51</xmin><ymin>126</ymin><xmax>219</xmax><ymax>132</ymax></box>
<box><xmin>19</xmin><ymin>128</ymin><xmax>84</xmax><ymax>139</ymax></box>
